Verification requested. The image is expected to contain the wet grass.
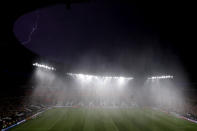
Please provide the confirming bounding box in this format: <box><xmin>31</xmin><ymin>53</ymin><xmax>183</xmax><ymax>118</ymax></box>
<box><xmin>11</xmin><ymin>107</ymin><xmax>197</xmax><ymax>131</ymax></box>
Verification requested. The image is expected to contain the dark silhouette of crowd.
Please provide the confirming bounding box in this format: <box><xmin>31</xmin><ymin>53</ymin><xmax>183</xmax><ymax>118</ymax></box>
<box><xmin>0</xmin><ymin>96</ymin><xmax>46</xmax><ymax>130</ymax></box>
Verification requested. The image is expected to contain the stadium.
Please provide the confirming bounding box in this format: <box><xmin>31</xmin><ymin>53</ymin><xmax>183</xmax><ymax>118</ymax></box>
<box><xmin>1</xmin><ymin>0</ymin><xmax>197</xmax><ymax>131</ymax></box>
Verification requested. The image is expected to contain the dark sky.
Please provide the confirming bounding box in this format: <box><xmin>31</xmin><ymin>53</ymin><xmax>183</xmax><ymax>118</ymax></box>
<box><xmin>13</xmin><ymin>1</ymin><xmax>196</xmax><ymax>80</ymax></box>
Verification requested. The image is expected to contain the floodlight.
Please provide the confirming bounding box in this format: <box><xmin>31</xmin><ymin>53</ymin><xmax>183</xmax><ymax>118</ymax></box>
<box><xmin>32</xmin><ymin>62</ymin><xmax>55</xmax><ymax>71</ymax></box>
<box><xmin>67</xmin><ymin>73</ymin><xmax>133</xmax><ymax>86</ymax></box>
<box><xmin>148</xmin><ymin>75</ymin><xmax>173</xmax><ymax>80</ymax></box>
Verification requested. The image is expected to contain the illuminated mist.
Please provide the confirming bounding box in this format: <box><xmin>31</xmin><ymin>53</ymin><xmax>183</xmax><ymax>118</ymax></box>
<box><xmin>28</xmin><ymin>68</ymin><xmax>136</xmax><ymax>107</ymax></box>
<box><xmin>27</xmin><ymin>65</ymin><xmax>187</xmax><ymax>115</ymax></box>
<box><xmin>13</xmin><ymin>3</ymin><xmax>190</xmax><ymax>114</ymax></box>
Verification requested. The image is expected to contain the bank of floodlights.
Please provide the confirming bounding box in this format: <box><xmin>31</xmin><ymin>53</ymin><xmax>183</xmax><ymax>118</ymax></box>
<box><xmin>33</xmin><ymin>62</ymin><xmax>55</xmax><ymax>70</ymax></box>
<box><xmin>148</xmin><ymin>75</ymin><xmax>173</xmax><ymax>80</ymax></box>
<box><xmin>67</xmin><ymin>73</ymin><xmax>133</xmax><ymax>82</ymax></box>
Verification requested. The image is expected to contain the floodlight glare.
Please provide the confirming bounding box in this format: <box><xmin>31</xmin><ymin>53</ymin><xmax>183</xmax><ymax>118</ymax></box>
<box><xmin>117</xmin><ymin>77</ymin><xmax>125</xmax><ymax>85</ymax></box>
<box><xmin>32</xmin><ymin>62</ymin><xmax>56</xmax><ymax>71</ymax></box>
<box><xmin>148</xmin><ymin>75</ymin><xmax>173</xmax><ymax>80</ymax></box>
<box><xmin>67</xmin><ymin>73</ymin><xmax>133</xmax><ymax>85</ymax></box>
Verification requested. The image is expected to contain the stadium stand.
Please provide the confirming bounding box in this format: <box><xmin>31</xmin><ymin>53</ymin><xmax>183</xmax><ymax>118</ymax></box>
<box><xmin>0</xmin><ymin>96</ymin><xmax>47</xmax><ymax>130</ymax></box>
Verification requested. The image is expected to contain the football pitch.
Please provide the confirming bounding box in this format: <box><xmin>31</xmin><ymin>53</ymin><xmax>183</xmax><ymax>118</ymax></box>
<box><xmin>11</xmin><ymin>107</ymin><xmax>197</xmax><ymax>131</ymax></box>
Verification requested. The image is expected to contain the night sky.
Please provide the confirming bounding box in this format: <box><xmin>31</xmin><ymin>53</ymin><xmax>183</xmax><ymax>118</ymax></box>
<box><xmin>12</xmin><ymin>1</ymin><xmax>196</xmax><ymax>81</ymax></box>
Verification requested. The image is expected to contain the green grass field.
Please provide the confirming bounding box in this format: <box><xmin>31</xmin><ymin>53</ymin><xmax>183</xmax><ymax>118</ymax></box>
<box><xmin>11</xmin><ymin>107</ymin><xmax>197</xmax><ymax>131</ymax></box>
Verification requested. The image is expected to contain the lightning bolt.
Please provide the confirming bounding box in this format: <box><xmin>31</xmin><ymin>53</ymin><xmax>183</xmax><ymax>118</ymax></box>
<box><xmin>22</xmin><ymin>11</ymin><xmax>40</xmax><ymax>45</ymax></box>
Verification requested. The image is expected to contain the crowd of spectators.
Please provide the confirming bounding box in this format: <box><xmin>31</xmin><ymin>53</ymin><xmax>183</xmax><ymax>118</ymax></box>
<box><xmin>157</xmin><ymin>102</ymin><xmax>197</xmax><ymax>122</ymax></box>
<box><xmin>0</xmin><ymin>96</ymin><xmax>46</xmax><ymax>130</ymax></box>
<box><xmin>182</xmin><ymin>104</ymin><xmax>197</xmax><ymax>121</ymax></box>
